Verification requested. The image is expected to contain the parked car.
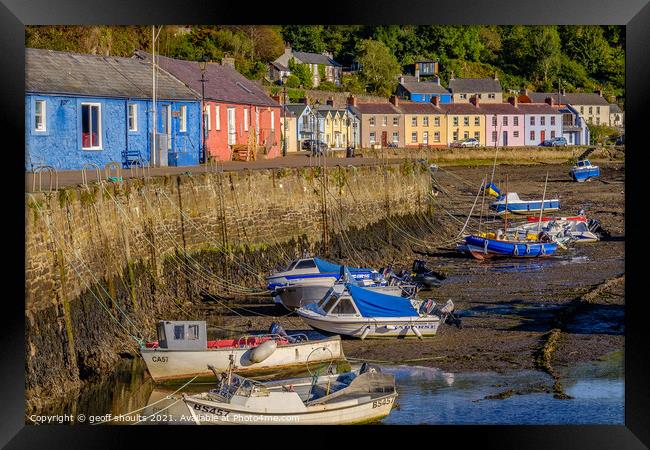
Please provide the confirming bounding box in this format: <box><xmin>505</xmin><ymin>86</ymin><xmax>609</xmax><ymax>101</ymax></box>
<box><xmin>540</xmin><ymin>137</ymin><xmax>568</xmax><ymax>147</ymax></box>
<box><xmin>615</xmin><ymin>134</ymin><xmax>625</xmax><ymax>145</ymax></box>
<box><xmin>386</xmin><ymin>142</ymin><xmax>398</xmax><ymax>148</ymax></box>
<box><xmin>451</xmin><ymin>138</ymin><xmax>480</xmax><ymax>148</ymax></box>
<box><xmin>303</xmin><ymin>139</ymin><xmax>328</xmax><ymax>155</ymax></box>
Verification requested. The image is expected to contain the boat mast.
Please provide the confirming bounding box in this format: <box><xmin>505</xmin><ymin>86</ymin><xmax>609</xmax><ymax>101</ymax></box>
<box><xmin>537</xmin><ymin>172</ymin><xmax>549</xmax><ymax>233</ymax></box>
<box><xmin>504</xmin><ymin>175</ymin><xmax>509</xmax><ymax>232</ymax></box>
<box><xmin>151</xmin><ymin>25</ymin><xmax>156</xmax><ymax>167</ymax></box>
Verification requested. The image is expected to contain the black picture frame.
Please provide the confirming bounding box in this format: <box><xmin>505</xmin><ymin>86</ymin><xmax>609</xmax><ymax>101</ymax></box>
<box><xmin>2</xmin><ymin>0</ymin><xmax>648</xmax><ymax>447</ymax></box>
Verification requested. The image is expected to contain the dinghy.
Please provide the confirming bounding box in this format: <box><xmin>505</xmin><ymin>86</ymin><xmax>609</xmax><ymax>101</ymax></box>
<box><xmin>140</xmin><ymin>321</ymin><xmax>344</xmax><ymax>383</ymax></box>
<box><xmin>296</xmin><ymin>283</ymin><xmax>454</xmax><ymax>339</ymax></box>
<box><xmin>513</xmin><ymin>214</ymin><xmax>599</xmax><ymax>245</ymax></box>
<box><xmin>570</xmin><ymin>159</ymin><xmax>600</xmax><ymax>182</ymax></box>
<box><xmin>490</xmin><ymin>192</ymin><xmax>560</xmax><ymax>215</ymax></box>
<box><xmin>463</xmin><ymin>234</ymin><xmax>558</xmax><ymax>260</ymax></box>
<box><xmin>182</xmin><ymin>363</ymin><xmax>398</xmax><ymax>425</ymax></box>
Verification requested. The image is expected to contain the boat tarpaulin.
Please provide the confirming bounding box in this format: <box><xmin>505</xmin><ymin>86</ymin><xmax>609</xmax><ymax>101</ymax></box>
<box><xmin>314</xmin><ymin>258</ymin><xmax>372</xmax><ymax>274</ymax></box>
<box><xmin>347</xmin><ymin>284</ymin><xmax>419</xmax><ymax>318</ymax></box>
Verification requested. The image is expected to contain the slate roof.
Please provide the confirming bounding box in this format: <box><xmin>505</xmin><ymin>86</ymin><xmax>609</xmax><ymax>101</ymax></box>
<box><xmin>479</xmin><ymin>103</ymin><xmax>525</xmax><ymax>115</ymax></box>
<box><xmin>285</xmin><ymin>104</ymin><xmax>310</xmax><ymax>117</ymax></box>
<box><xmin>609</xmin><ymin>103</ymin><xmax>622</xmax><ymax>113</ymax></box>
<box><xmin>315</xmin><ymin>104</ymin><xmax>348</xmax><ymax>117</ymax></box>
<box><xmin>397</xmin><ymin>101</ymin><xmax>444</xmax><ymax>115</ymax></box>
<box><xmin>349</xmin><ymin>102</ymin><xmax>401</xmax><ymax>115</ymax></box>
<box><xmin>135</xmin><ymin>51</ymin><xmax>279</xmax><ymax>108</ymax></box>
<box><xmin>439</xmin><ymin>103</ymin><xmax>483</xmax><ymax>114</ymax></box>
<box><xmin>448</xmin><ymin>77</ymin><xmax>502</xmax><ymax>94</ymax></box>
<box><xmin>270</xmin><ymin>61</ymin><xmax>289</xmax><ymax>71</ymax></box>
<box><xmin>527</xmin><ymin>92</ymin><xmax>610</xmax><ymax>106</ymax></box>
<box><xmin>399</xmin><ymin>81</ymin><xmax>449</xmax><ymax>95</ymax></box>
<box><xmin>293</xmin><ymin>51</ymin><xmax>342</xmax><ymax>67</ymax></box>
<box><xmin>25</xmin><ymin>48</ymin><xmax>199</xmax><ymax>100</ymax></box>
<box><xmin>517</xmin><ymin>103</ymin><xmax>562</xmax><ymax>115</ymax></box>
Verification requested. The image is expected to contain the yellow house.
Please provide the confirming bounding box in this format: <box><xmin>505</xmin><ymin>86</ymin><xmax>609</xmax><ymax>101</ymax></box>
<box><xmin>440</xmin><ymin>99</ymin><xmax>485</xmax><ymax>146</ymax></box>
<box><xmin>398</xmin><ymin>99</ymin><xmax>447</xmax><ymax>148</ymax></box>
<box><xmin>318</xmin><ymin>106</ymin><xmax>353</xmax><ymax>149</ymax></box>
<box><xmin>280</xmin><ymin>109</ymin><xmax>298</xmax><ymax>153</ymax></box>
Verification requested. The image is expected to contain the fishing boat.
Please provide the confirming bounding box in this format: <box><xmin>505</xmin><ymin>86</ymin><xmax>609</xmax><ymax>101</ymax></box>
<box><xmin>463</xmin><ymin>234</ymin><xmax>558</xmax><ymax>259</ymax></box>
<box><xmin>570</xmin><ymin>159</ymin><xmax>600</xmax><ymax>182</ymax></box>
<box><xmin>182</xmin><ymin>363</ymin><xmax>398</xmax><ymax>425</ymax></box>
<box><xmin>266</xmin><ymin>257</ymin><xmax>380</xmax><ymax>310</ymax></box>
<box><xmin>140</xmin><ymin>321</ymin><xmax>344</xmax><ymax>383</ymax></box>
<box><xmin>490</xmin><ymin>192</ymin><xmax>560</xmax><ymax>215</ymax></box>
<box><xmin>296</xmin><ymin>282</ymin><xmax>454</xmax><ymax>339</ymax></box>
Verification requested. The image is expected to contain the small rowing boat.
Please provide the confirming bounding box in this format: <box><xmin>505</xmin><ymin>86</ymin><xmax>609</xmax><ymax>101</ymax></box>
<box><xmin>463</xmin><ymin>234</ymin><xmax>558</xmax><ymax>260</ymax></box>
<box><xmin>570</xmin><ymin>159</ymin><xmax>600</xmax><ymax>182</ymax></box>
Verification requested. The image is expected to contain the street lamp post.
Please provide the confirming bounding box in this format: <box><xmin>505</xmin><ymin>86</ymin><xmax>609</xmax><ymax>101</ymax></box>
<box><xmin>282</xmin><ymin>75</ymin><xmax>288</xmax><ymax>157</ymax></box>
<box><xmin>198</xmin><ymin>56</ymin><xmax>208</xmax><ymax>164</ymax></box>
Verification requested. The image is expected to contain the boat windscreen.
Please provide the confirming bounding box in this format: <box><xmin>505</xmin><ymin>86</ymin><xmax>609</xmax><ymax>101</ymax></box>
<box><xmin>347</xmin><ymin>284</ymin><xmax>419</xmax><ymax>318</ymax></box>
<box><xmin>314</xmin><ymin>257</ymin><xmax>373</xmax><ymax>274</ymax></box>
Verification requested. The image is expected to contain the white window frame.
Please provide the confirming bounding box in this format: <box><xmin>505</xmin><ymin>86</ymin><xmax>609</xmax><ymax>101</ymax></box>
<box><xmin>411</xmin><ymin>131</ymin><xmax>417</xmax><ymax>143</ymax></box>
<box><xmin>81</xmin><ymin>102</ymin><xmax>102</xmax><ymax>150</ymax></box>
<box><xmin>128</xmin><ymin>103</ymin><xmax>138</xmax><ymax>132</ymax></box>
<box><xmin>34</xmin><ymin>99</ymin><xmax>46</xmax><ymax>132</ymax></box>
<box><xmin>434</xmin><ymin>132</ymin><xmax>440</xmax><ymax>142</ymax></box>
<box><xmin>369</xmin><ymin>131</ymin><xmax>376</xmax><ymax>143</ymax></box>
<box><xmin>369</xmin><ymin>116</ymin><xmax>375</xmax><ymax>126</ymax></box>
<box><xmin>244</xmin><ymin>108</ymin><xmax>249</xmax><ymax>131</ymax></box>
<box><xmin>422</xmin><ymin>131</ymin><xmax>428</xmax><ymax>144</ymax></box>
<box><xmin>382</xmin><ymin>116</ymin><xmax>387</xmax><ymax>126</ymax></box>
<box><xmin>205</xmin><ymin>104</ymin><xmax>211</xmax><ymax>131</ymax></box>
<box><xmin>179</xmin><ymin>105</ymin><xmax>187</xmax><ymax>132</ymax></box>
<box><xmin>215</xmin><ymin>105</ymin><xmax>220</xmax><ymax>130</ymax></box>
<box><xmin>392</xmin><ymin>132</ymin><xmax>399</xmax><ymax>144</ymax></box>
<box><xmin>271</xmin><ymin>110</ymin><xmax>275</xmax><ymax>130</ymax></box>
<box><xmin>392</xmin><ymin>117</ymin><xmax>399</xmax><ymax>126</ymax></box>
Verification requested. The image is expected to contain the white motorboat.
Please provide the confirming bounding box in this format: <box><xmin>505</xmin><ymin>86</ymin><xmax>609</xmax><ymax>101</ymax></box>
<box><xmin>140</xmin><ymin>321</ymin><xmax>344</xmax><ymax>383</ymax></box>
<box><xmin>490</xmin><ymin>192</ymin><xmax>560</xmax><ymax>215</ymax></box>
<box><xmin>508</xmin><ymin>214</ymin><xmax>599</xmax><ymax>245</ymax></box>
<box><xmin>296</xmin><ymin>283</ymin><xmax>454</xmax><ymax>339</ymax></box>
<box><xmin>182</xmin><ymin>364</ymin><xmax>398</xmax><ymax>425</ymax></box>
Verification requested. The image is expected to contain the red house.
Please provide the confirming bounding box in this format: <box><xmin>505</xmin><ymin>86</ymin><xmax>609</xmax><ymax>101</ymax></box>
<box><xmin>135</xmin><ymin>52</ymin><xmax>281</xmax><ymax>161</ymax></box>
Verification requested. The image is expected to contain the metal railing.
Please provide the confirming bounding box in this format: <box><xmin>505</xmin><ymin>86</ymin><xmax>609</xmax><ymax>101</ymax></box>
<box><xmin>31</xmin><ymin>165</ymin><xmax>59</xmax><ymax>192</ymax></box>
<box><xmin>81</xmin><ymin>163</ymin><xmax>103</xmax><ymax>188</ymax></box>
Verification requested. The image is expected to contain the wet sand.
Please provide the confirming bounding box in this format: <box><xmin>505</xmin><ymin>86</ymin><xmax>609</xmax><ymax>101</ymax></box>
<box><xmin>221</xmin><ymin>161</ymin><xmax>625</xmax><ymax>374</ymax></box>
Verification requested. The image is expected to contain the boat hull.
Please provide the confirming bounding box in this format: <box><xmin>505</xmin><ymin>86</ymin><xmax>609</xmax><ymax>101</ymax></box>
<box><xmin>464</xmin><ymin>236</ymin><xmax>558</xmax><ymax>260</ymax></box>
<box><xmin>297</xmin><ymin>314</ymin><xmax>442</xmax><ymax>339</ymax></box>
<box><xmin>140</xmin><ymin>337</ymin><xmax>344</xmax><ymax>383</ymax></box>
<box><xmin>491</xmin><ymin>200</ymin><xmax>560</xmax><ymax>215</ymax></box>
<box><xmin>570</xmin><ymin>167</ymin><xmax>600</xmax><ymax>182</ymax></box>
<box><xmin>183</xmin><ymin>392</ymin><xmax>397</xmax><ymax>425</ymax></box>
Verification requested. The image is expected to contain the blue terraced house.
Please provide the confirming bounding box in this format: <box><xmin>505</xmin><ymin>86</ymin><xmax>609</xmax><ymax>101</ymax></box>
<box><xmin>25</xmin><ymin>48</ymin><xmax>202</xmax><ymax>171</ymax></box>
<box><xmin>396</xmin><ymin>75</ymin><xmax>452</xmax><ymax>104</ymax></box>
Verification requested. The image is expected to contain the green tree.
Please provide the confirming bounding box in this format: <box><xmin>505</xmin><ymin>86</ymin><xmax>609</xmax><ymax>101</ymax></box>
<box><xmin>288</xmin><ymin>58</ymin><xmax>313</xmax><ymax>89</ymax></box>
<box><xmin>529</xmin><ymin>26</ymin><xmax>561</xmax><ymax>88</ymax></box>
<box><xmin>357</xmin><ymin>39</ymin><xmax>401</xmax><ymax>96</ymax></box>
<box><xmin>281</xmin><ymin>26</ymin><xmax>325</xmax><ymax>53</ymax></box>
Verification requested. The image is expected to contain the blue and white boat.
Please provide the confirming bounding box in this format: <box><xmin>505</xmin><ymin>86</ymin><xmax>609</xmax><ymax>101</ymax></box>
<box><xmin>463</xmin><ymin>235</ymin><xmax>558</xmax><ymax>260</ymax></box>
<box><xmin>570</xmin><ymin>159</ymin><xmax>600</xmax><ymax>182</ymax></box>
<box><xmin>267</xmin><ymin>258</ymin><xmax>383</xmax><ymax>311</ymax></box>
<box><xmin>490</xmin><ymin>192</ymin><xmax>560</xmax><ymax>215</ymax></box>
<box><xmin>296</xmin><ymin>283</ymin><xmax>454</xmax><ymax>340</ymax></box>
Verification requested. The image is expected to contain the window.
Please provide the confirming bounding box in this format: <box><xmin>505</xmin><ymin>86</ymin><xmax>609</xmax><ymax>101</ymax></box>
<box><xmin>463</xmin><ymin>131</ymin><xmax>469</xmax><ymax>139</ymax></box>
<box><xmin>204</xmin><ymin>105</ymin><xmax>211</xmax><ymax>131</ymax></box>
<box><xmin>530</xmin><ymin>130</ymin><xmax>535</xmax><ymax>141</ymax></box>
<box><xmin>492</xmin><ymin>116</ymin><xmax>497</xmax><ymax>127</ymax></box>
<box><xmin>294</xmin><ymin>259</ymin><xmax>316</xmax><ymax>270</ymax></box>
<box><xmin>434</xmin><ymin>131</ymin><xmax>440</xmax><ymax>142</ymax></box>
<box><xmin>550</xmin><ymin>116</ymin><xmax>555</xmax><ymax>126</ymax></box>
<box><xmin>474</xmin><ymin>116</ymin><xmax>480</xmax><ymax>126</ymax></box>
<box><xmin>474</xmin><ymin>132</ymin><xmax>480</xmax><ymax>140</ymax></box>
<box><xmin>540</xmin><ymin>116</ymin><xmax>545</xmax><ymax>126</ymax></box>
<box><xmin>580</xmin><ymin>106</ymin><xmax>584</xmax><ymax>114</ymax></box>
<box><xmin>81</xmin><ymin>103</ymin><xmax>101</xmax><ymax>149</ymax></box>
<box><xmin>596</xmin><ymin>107</ymin><xmax>600</xmax><ymax>114</ymax></box>
<box><xmin>551</xmin><ymin>131</ymin><xmax>556</xmax><ymax>138</ymax></box>
<box><xmin>423</xmin><ymin>131</ymin><xmax>428</xmax><ymax>144</ymax></box>
<box><xmin>453</xmin><ymin>131</ymin><xmax>458</xmax><ymax>141</ymax></box>
<box><xmin>530</xmin><ymin>116</ymin><xmax>535</xmax><ymax>126</ymax></box>
<box><xmin>392</xmin><ymin>132</ymin><xmax>399</xmax><ymax>143</ymax></box>
<box><xmin>382</xmin><ymin>116</ymin><xmax>387</xmax><ymax>126</ymax></box>
<box><xmin>463</xmin><ymin>117</ymin><xmax>469</xmax><ymax>126</ymax></box>
<box><xmin>477</xmin><ymin>94</ymin><xmax>482</xmax><ymax>99</ymax></box>
<box><xmin>411</xmin><ymin>132</ymin><xmax>418</xmax><ymax>143</ymax></box>
<box><xmin>369</xmin><ymin>132</ymin><xmax>376</xmax><ymax>143</ymax></box>
<box><xmin>423</xmin><ymin>116</ymin><xmax>429</xmax><ymax>126</ymax></box>
<box><xmin>34</xmin><ymin>100</ymin><xmax>46</xmax><ymax>132</ymax></box>
<box><xmin>187</xmin><ymin>324</ymin><xmax>200</xmax><ymax>340</ymax></box>
<box><xmin>411</xmin><ymin>117</ymin><xmax>417</xmax><ymax>126</ymax></box>
<box><xmin>215</xmin><ymin>105</ymin><xmax>220</xmax><ymax>130</ymax></box>
<box><xmin>244</xmin><ymin>108</ymin><xmax>249</xmax><ymax>131</ymax></box>
<box><xmin>488</xmin><ymin>93</ymin><xmax>496</xmax><ymax>99</ymax></box>
<box><xmin>513</xmin><ymin>116</ymin><xmax>519</xmax><ymax>126</ymax></box>
<box><xmin>513</xmin><ymin>131</ymin><xmax>519</xmax><ymax>138</ymax></box>
<box><xmin>492</xmin><ymin>131</ymin><xmax>498</xmax><ymax>142</ymax></box>
<box><xmin>369</xmin><ymin>116</ymin><xmax>375</xmax><ymax>126</ymax></box>
<box><xmin>503</xmin><ymin>116</ymin><xmax>508</xmax><ymax>126</ymax></box>
<box><xmin>179</xmin><ymin>105</ymin><xmax>187</xmax><ymax>132</ymax></box>
<box><xmin>453</xmin><ymin>116</ymin><xmax>459</xmax><ymax>126</ymax></box>
<box><xmin>434</xmin><ymin>117</ymin><xmax>440</xmax><ymax>126</ymax></box>
<box><xmin>392</xmin><ymin>117</ymin><xmax>399</xmax><ymax>126</ymax></box>
<box><xmin>271</xmin><ymin>111</ymin><xmax>275</xmax><ymax>130</ymax></box>
<box><xmin>173</xmin><ymin>325</ymin><xmax>185</xmax><ymax>340</ymax></box>
<box><xmin>460</xmin><ymin>93</ymin><xmax>467</xmax><ymax>99</ymax></box>
<box><xmin>596</xmin><ymin>117</ymin><xmax>600</xmax><ymax>125</ymax></box>
<box><xmin>331</xmin><ymin>298</ymin><xmax>357</xmax><ymax>315</ymax></box>
<box><xmin>128</xmin><ymin>104</ymin><xmax>138</xmax><ymax>132</ymax></box>
<box><xmin>589</xmin><ymin>106</ymin><xmax>593</xmax><ymax>114</ymax></box>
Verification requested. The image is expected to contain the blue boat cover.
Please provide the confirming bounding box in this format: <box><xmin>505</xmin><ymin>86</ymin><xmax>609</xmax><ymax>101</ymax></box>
<box><xmin>314</xmin><ymin>257</ymin><xmax>372</xmax><ymax>274</ymax></box>
<box><xmin>347</xmin><ymin>284</ymin><xmax>419</xmax><ymax>318</ymax></box>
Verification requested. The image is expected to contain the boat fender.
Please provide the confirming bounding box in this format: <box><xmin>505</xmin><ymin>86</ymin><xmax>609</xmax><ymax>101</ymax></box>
<box><xmin>249</xmin><ymin>339</ymin><xmax>277</xmax><ymax>364</ymax></box>
<box><xmin>412</xmin><ymin>326</ymin><xmax>423</xmax><ymax>340</ymax></box>
<box><xmin>360</xmin><ymin>326</ymin><xmax>371</xmax><ymax>340</ymax></box>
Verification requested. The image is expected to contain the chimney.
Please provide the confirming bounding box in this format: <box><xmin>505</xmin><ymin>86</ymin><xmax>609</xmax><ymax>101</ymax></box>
<box><xmin>433</xmin><ymin>75</ymin><xmax>441</xmax><ymax>86</ymax></box>
<box><xmin>470</xmin><ymin>95</ymin><xmax>479</xmax><ymax>107</ymax></box>
<box><xmin>326</xmin><ymin>97</ymin><xmax>334</xmax><ymax>107</ymax></box>
<box><xmin>398</xmin><ymin>76</ymin><xmax>405</xmax><ymax>84</ymax></box>
<box><xmin>271</xmin><ymin>94</ymin><xmax>282</xmax><ymax>104</ymax></box>
<box><xmin>595</xmin><ymin>89</ymin><xmax>603</xmax><ymax>97</ymax></box>
<box><xmin>347</xmin><ymin>95</ymin><xmax>357</xmax><ymax>107</ymax></box>
<box><xmin>415</xmin><ymin>65</ymin><xmax>420</xmax><ymax>82</ymax></box>
<box><xmin>221</xmin><ymin>56</ymin><xmax>235</xmax><ymax>68</ymax></box>
<box><xmin>508</xmin><ymin>96</ymin><xmax>518</xmax><ymax>107</ymax></box>
<box><xmin>431</xmin><ymin>95</ymin><xmax>440</xmax><ymax>107</ymax></box>
<box><xmin>389</xmin><ymin>95</ymin><xmax>399</xmax><ymax>107</ymax></box>
<box><xmin>560</xmin><ymin>88</ymin><xmax>566</xmax><ymax>96</ymax></box>
<box><xmin>494</xmin><ymin>71</ymin><xmax>499</xmax><ymax>80</ymax></box>
<box><xmin>520</xmin><ymin>88</ymin><xmax>529</xmax><ymax>96</ymax></box>
<box><xmin>450</xmin><ymin>70</ymin><xmax>455</xmax><ymax>80</ymax></box>
<box><xmin>300</xmin><ymin>96</ymin><xmax>310</xmax><ymax>105</ymax></box>
<box><xmin>545</xmin><ymin>97</ymin><xmax>555</xmax><ymax>107</ymax></box>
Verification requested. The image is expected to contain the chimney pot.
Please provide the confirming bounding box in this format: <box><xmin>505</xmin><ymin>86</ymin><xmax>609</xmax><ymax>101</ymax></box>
<box><xmin>221</xmin><ymin>56</ymin><xmax>235</xmax><ymax>68</ymax></box>
<box><xmin>347</xmin><ymin>95</ymin><xmax>357</xmax><ymax>107</ymax></box>
<box><xmin>326</xmin><ymin>97</ymin><xmax>334</xmax><ymax>106</ymax></box>
<box><xmin>545</xmin><ymin>97</ymin><xmax>555</xmax><ymax>106</ymax></box>
<box><xmin>470</xmin><ymin>95</ymin><xmax>479</xmax><ymax>107</ymax></box>
<box><xmin>494</xmin><ymin>71</ymin><xmax>499</xmax><ymax>80</ymax></box>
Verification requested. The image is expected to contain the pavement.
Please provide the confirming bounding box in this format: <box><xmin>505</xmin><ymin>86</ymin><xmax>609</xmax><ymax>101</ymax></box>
<box><xmin>25</xmin><ymin>152</ymin><xmax>400</xmax><ymax>192</ymax></box>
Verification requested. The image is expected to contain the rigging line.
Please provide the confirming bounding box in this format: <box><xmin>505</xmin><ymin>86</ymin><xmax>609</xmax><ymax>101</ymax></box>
<box><xmin>457</xmin><ymin>177</ymin><xmax>486</xmax><ymax>238</ymax></box>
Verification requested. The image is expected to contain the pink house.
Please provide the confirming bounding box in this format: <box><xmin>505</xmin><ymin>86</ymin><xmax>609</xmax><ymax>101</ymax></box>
<box><xmin>481</xmin><ymin>98</ymin><xmax>526</xmax><ymax>147</ymax></box>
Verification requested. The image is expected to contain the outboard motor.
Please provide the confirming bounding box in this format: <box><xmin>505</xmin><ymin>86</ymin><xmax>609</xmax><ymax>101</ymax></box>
<box><xmin>269</xmin><ymin>322</ymin><xmax>296</xmax><ymax>343</ymax></box>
